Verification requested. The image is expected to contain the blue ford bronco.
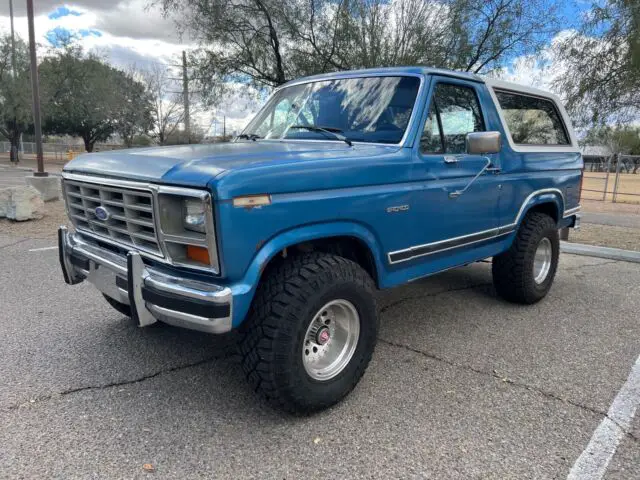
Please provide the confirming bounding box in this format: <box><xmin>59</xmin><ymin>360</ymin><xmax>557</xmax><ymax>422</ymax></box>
<box><xmin>58</xmin><ymin>67</ymin><xmax>583</xmax><ymax>412</ymax></box>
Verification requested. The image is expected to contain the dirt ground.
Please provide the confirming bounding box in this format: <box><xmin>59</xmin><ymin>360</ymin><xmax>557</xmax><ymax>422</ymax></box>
<box><xmin>0</xmin><ymin>200</ymin><xmax>68</xmax><ymax>240</ymax></box>
<box><xmin>569</xmin><ymin>223</ymin><xmax>640</xmax><ymax>251</ymax></box>
<box><xmin>582</xmin><ymin>172</ymin><xmax>640</xmax><ymax>204</ymax></box>
<box><xmin>581</xmin><ymin>199</ymin><xmax>640</xmax><ymax>215</ymax></box>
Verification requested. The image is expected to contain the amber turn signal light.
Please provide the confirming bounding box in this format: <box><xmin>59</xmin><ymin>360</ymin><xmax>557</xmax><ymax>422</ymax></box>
<box><xmin>186</xmin><ymin>245</ymin><xmax>210</xmax><ymax>265</ymax></box>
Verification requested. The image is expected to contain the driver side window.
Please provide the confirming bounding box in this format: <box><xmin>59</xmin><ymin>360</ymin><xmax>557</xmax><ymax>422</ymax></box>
<box><xmin>420</xmin><ymin>83</ymin><xmax>485</xmax><ymax>155</ymax></box>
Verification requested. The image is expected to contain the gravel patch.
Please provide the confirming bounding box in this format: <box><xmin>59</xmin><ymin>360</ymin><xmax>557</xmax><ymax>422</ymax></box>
<box><xmin>0</xmin><ymin>200</ymin><xmax>68</xmax><ymax>239</ymax></box>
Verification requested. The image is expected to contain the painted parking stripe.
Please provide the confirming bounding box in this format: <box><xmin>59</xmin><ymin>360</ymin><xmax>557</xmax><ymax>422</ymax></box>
<box><xmin>28</xmin><ymin>246</ymin><xmax>58</xmax><ymax>252</ymax></box>
<box><xmin>567</xmin><ymin>354</ymin><xmax>640</xmax><ymax>479</ymax></box>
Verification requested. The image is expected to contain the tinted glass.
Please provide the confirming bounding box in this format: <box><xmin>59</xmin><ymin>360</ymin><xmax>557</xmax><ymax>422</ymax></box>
<box><xmin>244</xmin><ymin>76</ymin><xmax>420</xmax><ymax>144</ymax></box>
<box><xmin>495</xmin><ymin>91</ymin><xmax>569</xmax><ymax>145</ymax></box>
<box><xmin>421</xmin><ymin>83</ymin><xmax>485</xmax><ymax>154</ymax></box>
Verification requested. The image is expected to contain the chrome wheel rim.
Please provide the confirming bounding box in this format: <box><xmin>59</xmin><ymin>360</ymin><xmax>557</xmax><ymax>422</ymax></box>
<box><xmin>533</xmin><ymin>237</ymin><xmax>552</xmax><ymax>284</ymax></box>
<box><xmin>302</xmin><ymin>299</ymin><xmax>360</xmax><ymax>381</ymax></box>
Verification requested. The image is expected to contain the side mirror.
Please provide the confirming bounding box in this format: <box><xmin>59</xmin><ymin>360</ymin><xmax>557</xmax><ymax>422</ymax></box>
<box><xmin>466</xmin><ymin>131</ymin><xmax>501</xmax><ymax>155</ymax></box>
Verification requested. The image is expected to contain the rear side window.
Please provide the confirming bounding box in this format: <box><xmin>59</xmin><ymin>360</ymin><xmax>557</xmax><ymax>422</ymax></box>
<box><xmin>495</xmin><ymin>90</ymin><xmax>570</xmax><ymax>146</ymax></box>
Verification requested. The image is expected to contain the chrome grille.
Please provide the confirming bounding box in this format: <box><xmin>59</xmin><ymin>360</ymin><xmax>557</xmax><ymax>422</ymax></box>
<box><xmin>63</xmin><ymin>179</ymin><xmax>162</xmax><ymax>256</ymax></box>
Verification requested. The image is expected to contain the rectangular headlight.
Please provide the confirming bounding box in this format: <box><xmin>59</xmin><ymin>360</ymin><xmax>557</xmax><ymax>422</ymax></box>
<box><xmin>156</xmin><ymin>188</ymin><xmax>219</xmax><ymax>273</ymax></box>
<box><xmin>183</xmin><ymin>199</ymin><xmax>207</xmax><ymax>233</ymax></box>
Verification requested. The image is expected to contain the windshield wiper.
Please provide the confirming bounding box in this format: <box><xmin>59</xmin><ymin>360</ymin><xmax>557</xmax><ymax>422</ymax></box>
<box><xmin>288</xmin><ymin>125</ymin><xmax>353</xmax><ymax>146</ymax></box>
<box><xmin>237</xmin><ymin>133</ymin><xmax>261</xmax><ymax>141</ymax></box>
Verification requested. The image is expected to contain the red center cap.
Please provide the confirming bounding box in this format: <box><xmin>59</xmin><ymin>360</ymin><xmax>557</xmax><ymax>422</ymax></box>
<box><xmin>316</xmin><ymin>327</ymin><xmax>331</xmax><ymax>345</ymax></box>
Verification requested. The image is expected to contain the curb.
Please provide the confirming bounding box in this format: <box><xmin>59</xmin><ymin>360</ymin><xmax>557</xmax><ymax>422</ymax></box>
<box><xmin>561</xmin><ymin>241</ymin><xmax>640</xmax><ymax>264</ymax></box>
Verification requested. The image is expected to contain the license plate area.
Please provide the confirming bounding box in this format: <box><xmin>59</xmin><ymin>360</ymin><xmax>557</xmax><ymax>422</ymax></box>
<box><xmin>86</xmin><ymin>261</ymin><xmax>130</xmax><ymax>305</ymax></box>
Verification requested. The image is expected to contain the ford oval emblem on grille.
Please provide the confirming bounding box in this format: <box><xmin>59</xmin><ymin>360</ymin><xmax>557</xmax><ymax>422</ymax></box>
<box><xmin>94</xmin><ymin>206</ymin><xmax>111</xmax><ymax>221</ymax></box>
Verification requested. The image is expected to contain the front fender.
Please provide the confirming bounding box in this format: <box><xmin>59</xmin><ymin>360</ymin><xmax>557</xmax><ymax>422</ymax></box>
<box><xmin>227</xmin><ymin>221</ymin><xmax>384</xmax><ymax>327</ymax></box>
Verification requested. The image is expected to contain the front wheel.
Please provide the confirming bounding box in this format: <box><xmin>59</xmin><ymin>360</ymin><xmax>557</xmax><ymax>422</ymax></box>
<box><xmin>492</xmin><ymin>212</ymin><xmax>560</xmax><ymax>304</ymax></box>
<box><xmin>239</xmin><ymin>252</ymin><xmax>378</xmax><ymax>413</ymax></box>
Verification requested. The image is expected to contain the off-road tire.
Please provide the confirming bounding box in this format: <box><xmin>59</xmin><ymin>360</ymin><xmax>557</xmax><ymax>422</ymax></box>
<box><xmin>492</xmin><ymin>212</ymin><xmax>559</xmax><ymax>304</ymax></box>
<box><xmin>239</xmin><ymin>252</ymin><xmax>378</xmax><ymax>414</ymax></box>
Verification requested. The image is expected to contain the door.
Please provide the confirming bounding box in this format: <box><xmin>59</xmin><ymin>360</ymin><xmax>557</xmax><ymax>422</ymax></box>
<box><xmin>391</xmin><ymin>78</ymin><xmax>502</xmax><ymax>266</ymax></box>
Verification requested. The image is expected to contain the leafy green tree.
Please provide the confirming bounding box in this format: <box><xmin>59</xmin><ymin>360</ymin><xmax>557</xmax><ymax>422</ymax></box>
<box><xmin>0</xmin><ymin>35</ymin><xmax>32</xmax><ymax>162</ymax></box>
<box><xmin>554</xmin><ymin>0</ymin><xmax>640</xmax><ymax>126</ymax></box>
<box><xmin>40</xmin><ymin>46</ymin><xmax>152</xmax><ymax>152</ymax></box>
<box><xmin>155</xmin><ymin>0</ymin><xmax>559</xmax><ymax>104</ymax></box>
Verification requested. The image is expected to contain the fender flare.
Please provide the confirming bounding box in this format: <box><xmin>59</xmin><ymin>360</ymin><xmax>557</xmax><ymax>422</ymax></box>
<box><xmin>228</xmin><ymin>221</ymin><xmax>384</xmax><ymax>326</ymax></box>
<box><xmin>510</xmin><ymin>188</ymin><xmax>565</xmax><ymax>229</ymax></box>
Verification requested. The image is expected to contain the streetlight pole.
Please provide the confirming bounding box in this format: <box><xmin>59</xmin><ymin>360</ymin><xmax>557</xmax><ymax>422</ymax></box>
<box><xmin>26</xmin><ymin>0</ymin><xmax>47</xmax><ymax>176</ymax></box>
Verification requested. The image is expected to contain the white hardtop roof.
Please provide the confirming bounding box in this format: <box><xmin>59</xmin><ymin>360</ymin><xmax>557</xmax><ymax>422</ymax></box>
<box><xmin>483</xmin><ymin>77</ymin><xmax>562</xmax><ymax>103</ymax></box>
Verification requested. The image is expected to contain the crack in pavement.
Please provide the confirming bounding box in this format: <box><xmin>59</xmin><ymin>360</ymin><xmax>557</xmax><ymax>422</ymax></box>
<box><xmin>379</xmin><ymin>283</ymin><xmax>492</xmax><ymax>314</ymax></box>
<box><xmin>564</xmin><ymin>259</ymin><xmax>620</xmax><ymax>272</ymax></box>
<box><xmin>0</xmin><ymin>238</ymin><xmax>31</xmax><ymax>250</ymax></box>
<box><xmin>378</xmin><ymin>338</ymin><xmax>640</xmax><ymax>444</ymax></box>
<box><xmin>3</xmin><ymin>354</ymin><xmax>227</xmax><ymax>412</ymax></box>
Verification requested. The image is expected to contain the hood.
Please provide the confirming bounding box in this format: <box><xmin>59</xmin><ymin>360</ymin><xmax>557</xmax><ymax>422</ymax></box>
<box><xmin>62</xmin><ymin>141</ymin><xmax>398</xmax><ymax>188</ymax></box>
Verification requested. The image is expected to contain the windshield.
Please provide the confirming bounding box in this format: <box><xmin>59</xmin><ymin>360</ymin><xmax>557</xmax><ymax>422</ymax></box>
<box><xmin>241</xmin><ymin>76</ymin><xmax>421</xmax><ymax>145</ymax></box>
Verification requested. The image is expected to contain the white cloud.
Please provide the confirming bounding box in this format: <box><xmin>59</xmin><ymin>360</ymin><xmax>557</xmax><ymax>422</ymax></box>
<box><xmin>488</xmin><ymin>30</ymin><xmax>576</xmax><ymax>99</ymax></box>
<box><xmin>0</xmin><ymin>3</ymin><xmax>261</xmax><ymax>136</ymax></box>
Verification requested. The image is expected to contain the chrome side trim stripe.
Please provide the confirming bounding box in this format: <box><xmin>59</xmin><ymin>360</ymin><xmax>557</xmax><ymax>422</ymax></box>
<box><xmin>388</xmin><ymin>227</ymin><xmax>513</xmax><ymax>264</ymax></box>
<box><xmin>563</xmin><ymin>205</ymin><xmax>581</xmax><ymax>218</ymax></box>
<box><xmin>387</xmin><ymin>188</ymin><xmax>577</xmax><ymax>265</ymax></box>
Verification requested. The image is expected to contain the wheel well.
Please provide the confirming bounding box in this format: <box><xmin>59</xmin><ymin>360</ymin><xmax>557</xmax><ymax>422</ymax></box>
<box><xmin>261</xmin><ymin>236</ymin><xmax>379</xmax><ymax>287</ymax></box>
<box><xmin>526</xmin><ymin>202</ymin><xmax>559</xmax><ymax>224</ymax></box>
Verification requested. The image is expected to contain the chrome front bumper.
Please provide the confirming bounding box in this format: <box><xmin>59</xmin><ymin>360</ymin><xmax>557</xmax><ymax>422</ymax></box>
<box><xmin>58</xmin><ymin>226</ymin><xmax>232</xmax><ymax>334</ymax></box>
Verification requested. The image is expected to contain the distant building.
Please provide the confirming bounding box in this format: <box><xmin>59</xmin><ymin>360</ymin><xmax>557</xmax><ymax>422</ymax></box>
<box><xmin>581</xmin><ymin>145</ymin><xmax>613</xmax><ymax>172</ymax></box>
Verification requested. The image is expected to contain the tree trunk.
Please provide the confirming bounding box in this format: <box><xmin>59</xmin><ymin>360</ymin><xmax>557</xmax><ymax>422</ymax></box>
<box><xmin>83</xmin><ymin>134</ymin><xmax>95</xmax><ymax>153</ymax></box>
<box><xmin>9</xmin><ymin>134</ymin><xmax>20</xmax><ymax>163</ymax></box>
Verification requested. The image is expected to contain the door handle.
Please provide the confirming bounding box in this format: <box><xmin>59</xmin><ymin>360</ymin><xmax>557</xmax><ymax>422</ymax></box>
<box><xmin>486</xmin><ymin>166</ymin><xmax>501</xmax><ymax>173</ymax></box>
<box><xmin>444</xmin><ymin>156</ymin><xmax>458</xmax><ymax>164</ymax></box>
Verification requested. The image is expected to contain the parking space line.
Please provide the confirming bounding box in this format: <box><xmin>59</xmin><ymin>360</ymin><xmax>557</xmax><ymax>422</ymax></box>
<box><xmin>567</xmin><ymin>354</ymin><xmax>640</xmax><ymax>479</ymax></box>
<box><xmin>28</xmin><ymin>246</ymin><xmax>58</xmax><ymax>252</ymax></box>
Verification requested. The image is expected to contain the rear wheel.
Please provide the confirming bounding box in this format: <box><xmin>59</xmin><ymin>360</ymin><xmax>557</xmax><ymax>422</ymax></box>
<box><xmin>492</xmin><ymin>212</ymin><xmax>559</xmax><ymax>304</ymax></box>
<box><xmin>239</xmin><ymin>252</ymin><xmax>378</xmax><ymax>413</ymax></box>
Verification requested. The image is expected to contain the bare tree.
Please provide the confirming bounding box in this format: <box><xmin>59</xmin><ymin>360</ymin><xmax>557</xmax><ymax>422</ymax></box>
<box><xmin>156</xmin><ymin>0</ymin><xmax>560</xmax><ymax>99</ymax></box>
<box><xmin>140</xmin><ymin>63</ymin><xmax>185</xmax><ymax>145</ymax></box>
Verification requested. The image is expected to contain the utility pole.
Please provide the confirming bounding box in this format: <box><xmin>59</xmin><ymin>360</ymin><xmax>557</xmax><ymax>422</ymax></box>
<box><xmin>9</xmin><ymin>0</ymin><xmax>18</xmax><ymax>163</ymax></box>
<box><xmin>223</xmin><ymin>116</ymin><xmax>226</xmax><ymax>139</ymax></box>
<box><xmin>182</xmin><ymin>51</ymin><xmax>190</xmax><ymax>144</ymax></box>
<box><xmin>26</xmin><ymin>0</ymin><xmax>46</xmax><ymax>176</ymax></box>
<box><xmin>9</xmin><ymin>0</ymin><xmax>16</xmax><ymax>75</ymax></box>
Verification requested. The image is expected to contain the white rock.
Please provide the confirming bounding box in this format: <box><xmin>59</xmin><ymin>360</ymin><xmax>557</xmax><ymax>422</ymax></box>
<box><xmin>0</xmin><ymin>188</ymin><xmax>10</xmax><ymax>218</ymax></box>
<box><xmin>5</xmin><ymin>186</ymin><xmax>46</xmax><ymax>221</ymax></box>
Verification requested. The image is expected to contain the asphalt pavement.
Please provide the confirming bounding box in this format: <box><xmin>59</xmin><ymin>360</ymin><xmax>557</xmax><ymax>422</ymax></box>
<box><xmin>1</xmin><ymin>233</ymin><xmax>639</xmax><ymax>479</ymax></box>
<box><xmin>581</xmin><ymin>212</ymin><xmax>640</xmax><ymax>229</ymax></box>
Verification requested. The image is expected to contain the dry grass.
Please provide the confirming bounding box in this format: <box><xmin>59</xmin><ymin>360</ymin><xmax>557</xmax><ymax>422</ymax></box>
<box><xmin>582</xmin><ymin>172</ymin><xmax>640</xmax><ymax>204</ymax></box>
